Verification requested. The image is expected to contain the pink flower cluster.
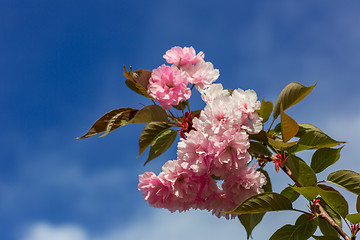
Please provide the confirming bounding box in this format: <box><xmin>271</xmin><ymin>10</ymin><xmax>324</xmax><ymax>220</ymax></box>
<box><xmin>139</xmin><ymin>84</ymin><xmax>266</xmax><ymax>218</ymax></box>
<box><xmin>147</xmin><ymin>46</ymin><xmax>220</xmax><ymax>110</ymax></box>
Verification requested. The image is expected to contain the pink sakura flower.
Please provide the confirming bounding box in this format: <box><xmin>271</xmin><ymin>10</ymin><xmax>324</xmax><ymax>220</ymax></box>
<box><xmin>163</xmin><ymin>46</ymin><xmax>204</xmax><ymax>66</ymax></box>
<box><xmin>147</xmin><ymin>64</ymin><xmax>191</xmax><ymax>110</ymax></box>
<box><xmin>182</xmin><ymin>60</ymin><xmax>220</xmax><ymax>90</ymax></box>
<box><xmin>222</xmin><ymin>165</ymin><xmax>266</xmax><ymax>204</ymax></box>
<box><xmin>138</xmin><ymin>172</ymin><xmax>172</xmax><ymax>209</ymax></box>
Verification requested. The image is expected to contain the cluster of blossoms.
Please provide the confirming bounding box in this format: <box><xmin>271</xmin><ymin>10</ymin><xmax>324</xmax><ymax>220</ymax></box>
<box><xmin>147</xmin><ymin>46</ymin><xmax>220</xmax><ymax>110</ymax></box>
<box><xmin>138</xmin><ymin>47</ymin><xmax>266</xmax><ymax>218</ymax></box>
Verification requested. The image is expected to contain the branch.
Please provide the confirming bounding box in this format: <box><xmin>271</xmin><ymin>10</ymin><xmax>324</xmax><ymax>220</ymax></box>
<box><xmin>315</xmin><ymin>202</ymin><xmax>351</xmax><ymax>240</ymax></box>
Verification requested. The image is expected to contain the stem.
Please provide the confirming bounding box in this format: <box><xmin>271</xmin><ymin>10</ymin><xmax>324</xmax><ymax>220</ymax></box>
<box><xmin>315</xmin><ymin>203</ymin><xmax>351</xmax><ymax>240</ymax></box>
<box><xmin>267</xmin><ymin>118</ymin><xmax>276</xmax><ymax>133</ymax></box>
<box><xmin>280</xmin><ymin>165</ymin><xmax>301</xmax><ymax>187</ymax></box>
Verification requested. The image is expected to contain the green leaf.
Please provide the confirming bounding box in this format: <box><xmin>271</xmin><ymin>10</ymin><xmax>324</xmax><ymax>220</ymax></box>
<box><xmin>145</xmin><ymin>129</ymin><xmax>177</xmax><ymax>165</ymax></box>
<box><xmin>129</xmin><ymin>105</ymin><xmax>168</xmax><ymax>124</ymax></box>
<box><xmin>297</xmin><ymin>131</ymin><xmax>344</xmax><ymax>150</ymax></box>
<box><xmin>78</xmin><ymin>108</ymin><xmax>138</xmax><ymax>139</ymax></box>
<box><xmin>249</xmin><ymin>130</ymin><xmax>268</xmax><ymax>143</ymax></box>
<box><xmin>273</xmin><ymin>82</ymin><xmax>316</xmax><ymax>120</ymax></box>
<box><xmin>310</xmin><ymin>147</ymin><xmax>343</xmax><ymax>173</ymax></box>
<box><xmin>291</xmin><ymin>186</ymin><xmax>318</xmax><ymax>201</ymax></box>
<box><xmin>296</xmin><ymin>123</ymin><xmax>323</xmax><ymax>137</ymax></box>
<box><xmin>326</xmin><ymin>170</ymin><xmax>360</xmax><ymax>195</ymax></box>
<box><xmin>313</xmin><ymin>236</ymin><xmax>341</xmax><ymax>240</ymax></box>
<box><xmin>238</xmin><ymin>213</ymin><xmax>265</xmax><ymax>239</ymax></box>
<box><xmin>319</xmin><ymin>198</ymin><xmax>342</xmax><ymax>228</ymax></box>
<box><xmin>269</xmin><ymin>224</ymin><xmax>296</xmax><ymax>240</ymax></box>
<box><xmin>317</xmin><ymin>186</ymin><xmax>349</xmax><ymax>218</ymax></box>
<box><xmin>259</xmin><ymin>169</ymin><xmax>272</xmax><ymax>192</ymax></box>
<box><xmin>228</xmin><ymin>192</ymin><xmax>293</xmax><ymax>214</ymax></box>
<box><xmin>357</xmin><ymin>193</ymin><xmax>360</xmax><ymax>212</ymax></box>
<box><xmin>280</xmin><ymin>108</ymin><xmax>299</xmax><ymax>142</ymax></box>
<box><xmin>346</xmin><ymin>213</ymin><xmax>360</xmax><ymax>224</ymax></box>
<box><xmin>318</xmin><ymin>217</ymin><xmax>339</xmax><ymax>237</ymax></box>
<box><xmin>172</xmin><ymin>100</ymin><xmax>187</xmax><ymax>111</ymax></box>
<box><xmin>318</xmin><ymin>198</ymin><xmax>342</xmax><ymax>237</ymax></box>
<box><xmin>257</xmin><ymin>98</ymin><xmax>273</xmax><ymax>123</ymax></box>
<box><xmin>249</xmin><ymin>141</ymin><xmax>272</xmax><ymax>156</ymax></box>
<box><xmin>138</xmin><ymin>122</ymin><xmax>172</xmax><ymax>157</ymax></box>
<box><xmin>280</xmin><ymin>186</ymin><xmax>300</xmax><ymax>202</ymax></box>
<box><xmin>267</xmin><ymin>137</ymin><xmax>298</xmax><ymax>150</ymax></box>
<box><xmin>269</xmin><ymin>215</ymin><xmax>318</xmax><ymax>240</ymax></box>
<box><xmin>123</xmin><ymin>67</ymin><xmax>152</xmax><ymax>98</ymax></box>
<box><xmin>287</xmin><ymin>155</ymin><xmax>317</xmax><ymax>187</ymax></box>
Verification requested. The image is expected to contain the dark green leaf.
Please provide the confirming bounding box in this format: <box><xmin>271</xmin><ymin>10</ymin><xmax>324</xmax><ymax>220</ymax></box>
<box><xmin>238</xmin><ymin>213</ymin><xmax>265</xmax><ymax>239</ymax></box>
<box><xmin>290</xmin><ymin>186</ymin><xmax>318</xmax><ymax>201</ymax></box>
<box><xmin>293</xmin><ymin>214</ymin><xmax>318</xmax><ymax>240</ymax></box>
<box><xmin>280</xmin><ymin>108</ymin><xmax>299</xmax><ymax>142</ymax></box>
<box><xmin>313</xmin><ymin>236</ymin><xmax>341</xmax><ymax>240</ymax></box>
<box><xmin>317</xmin><ymin>186</ymin><xmax>349</xmax><ymax>218</ymax></box>
<box><xmin>280</xmin><ymin>186</ymin><xmax>300</xmax><ymax>202</ymax></box>
<box><xmin>319</xmin><ymin>198</ymin><xmax>342</xmax><ymax>228</ymax></box>
<box><xmin>259</xmin><ymin>169</ymin><xmax>272</xmax><ymax>192</ymax></box>
<box><xmin>172</xmin><ymin>100</ymin><xmax>187</xmax><ymax>111</ymax></box>
<box><xmin>145</xmin><ymin>129</ymin><xmax>177</xmax><ymax>165</ymax></box>
<box><xmin>257</xmin><ymin>98</ymin><xmax>273</xmax><ymax>123</ymax></box>
<box><xmin>287</xmin><ymin>155</ymin><xmax>317</xmax><ymax>187</ymax></box>
<box><xmin>269</xmin><ymin>224</ymin><xmax>296</xmax><ymax>240</ymax></box>
<box><xmin>228</xmin><ymin>192</ymin><xmax>293</xmax><ymax>214</ymax></box>
<box><xmin>319</xmin><ymin>217</ymin><xmax>339</xmax><ymax>237</ymax></box>
<box><xmin>249</xmin><ymin>141</ymin><xmax>272</xmax><ymax>156</ymax></box>
<box><xmin>357</xmin><ymin>193</ymin><xmax>360</xmax><ymax>213</ymax></box>
<box><xmin>138</xmin><ymin>122</ymin><xmax>172</xmax><ymax>157</ymax></box>
<box><xmin>78</xmin><ymin>108</ymin><xmax>138</xmax><ymax>139</ymax></box>
<box><xmin>346</xmin><ymin>213</ymin><xmax>360</xmax><ymax>224</ymax></box>
<box><xmin>249</xmin><ymin>130</ymin><xmax>268</xmax><ymax>143</ymax></box>
<box><xmin>273</xmin><ymin>82</ymin><xmax>316</xmax><ymax>119</ymax></box>
<box><xmin>327</xmin><ymin>170</ymin><xmax>360</xmax><ymax>195</ymax></box>
<box><xmin>311</xmin><ymin>147</ymin><xmax>343</xmax><ymax>173</ymax></box>
<box><xmin>129</xmin><ymin>105</ymin><xmax>168</xmax><ymax>124</ymax></box>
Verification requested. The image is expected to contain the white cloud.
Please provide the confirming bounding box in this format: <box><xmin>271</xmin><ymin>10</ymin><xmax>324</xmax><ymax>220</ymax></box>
<box><xmin>22</xmin><ymin>222</ymin><xmax>88</xmax><ymax>240</ymax></box>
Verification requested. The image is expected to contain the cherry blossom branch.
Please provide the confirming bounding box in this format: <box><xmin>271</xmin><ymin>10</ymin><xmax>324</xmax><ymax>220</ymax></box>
<box><xmin>277</xmin><ymin>156</ymin><xmax>351</xmax><ymax>240</ymax></box>
<box><xmin>315</xmin><ymin>202</ymin><xmax>352</xmax><ymax>240</ymax></box>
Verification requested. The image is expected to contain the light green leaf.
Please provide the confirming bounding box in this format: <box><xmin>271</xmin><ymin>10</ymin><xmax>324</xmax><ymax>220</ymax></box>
<box><xmin>145</xmin><ymin>129</ymin><xmax>177</xmax><ymax>165</ymax></box>
<box><xmin>317</xmin><ymin>186</ymin><xmax>349</xmax><ymax>218</ymax></box>
<box><xmin>267</xmin><ymin>137</ymin><xmax>298</xmax><ymax>150</ymax></box>
<box><xmin>280</xmin><ymin>108</ymin><xmax>299</xmax><ymax>142</ymax></box>
<box><xmin>297</xmin><ymin>131</ymin><xmax>344</xmax><ymax>149</ymax></box>
<box><xmin>291</xmin><ymin>186</ymin><xmax>318</xmax><ymax>201</ymax></box>
<box><xmin>319</xmin><ymin>198</ymin><xmax>342</xmax><ymax>228</ymax></box>
<box><xmin>228</xmin><ymin>192</ymin><xmax>293</xmax><ymax>214</ymax></box>
<box><xmin>257</xmin><ymin>98</ymin><xmax>273</xmax><ymax>123</ymax></box>
<box><xmin>138</xmin><ymin>122</ymin><xmax>172</xmax><ymax>157</ymax></box>
<box><xmin>296</xmin><ymin>123</ymin><xmax>323</xmax><ymax>137</ymax></box>
<box><xmin>327</xmin><ymin>170</ymin><xmax>360</xmax><ymax>195</ymax></box>
<box><xmin>346</xmin><ymin>213</ymin><xmax>360</xmax><ymax>224</ymax></box>
<box><xmin>238</xmin><ymin>213</ymin><xmax>265</xmax><ymax>239</ymax></box>
<box><xmin>310</xmin><ymin>147</ymin><xmax>343</xmax><ymax>173</ymax></box>
<box><xmin>78</xmin><ymin>108</ymin><xmax>138</xmax><ymax>139</ymax></box>
<box><xmin>129</xmin><ymin>105</ymin><xmax>168</xmax><ymax>124</ymax></box>
<box><xmin>280</xmin><ymin>186</ymin><xmax>300</xmax><ymax>202</ymax></box>
<box><xmin>273</xmin><ymin>82</ymin><xmax>316</xmax><ymax>120</ymax></box>
<box><xmin>287</xmin><ymin>155</ymin><xmax>317</xmax><ymax>187</ymax></box>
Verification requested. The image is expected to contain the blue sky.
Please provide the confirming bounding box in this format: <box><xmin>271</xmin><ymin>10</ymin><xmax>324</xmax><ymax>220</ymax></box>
<box><xmin>2</xmin><ymin>1</ymin><xmax>360</xmax><ymax>239</ymax></box>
